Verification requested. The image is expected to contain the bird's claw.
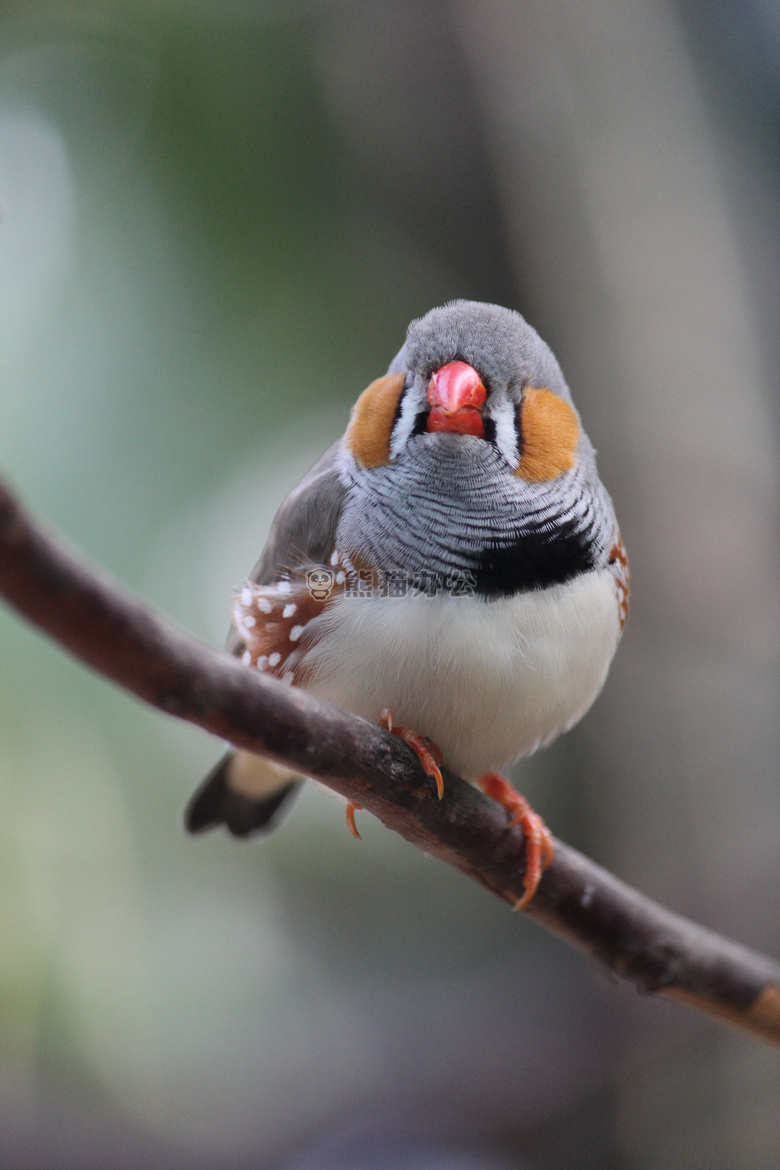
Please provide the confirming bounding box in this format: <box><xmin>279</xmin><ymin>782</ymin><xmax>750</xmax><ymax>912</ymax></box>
<box><xmin>346</xmin><ymin>800</ymin><xmax>363</xmax><ymax>839</ymax></box>
<box><xmin>380</xmin><ymin>709</ymin><xmax>445</xmax><ymax>799</ymax></box>
<box><xmin>477</xmin><ymin>771</ymin><xmax>554</xmax><ymax>908</ymax></box>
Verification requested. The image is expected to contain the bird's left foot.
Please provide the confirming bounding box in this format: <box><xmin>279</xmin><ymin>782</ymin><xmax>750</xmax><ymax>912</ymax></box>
<box><xmin>380</xmin><ymin>709</ymin><xmax>444</xmax><ymax>799</ymax></box>
<box><xmin>345</xmin><ymin>711</ymin><xmax>445</xmax><ymax>839</ymax></box>
<box><xmin>477</xmin><ymin>772</ymin><xmax>554</xmax><ymax>909</ymax></box>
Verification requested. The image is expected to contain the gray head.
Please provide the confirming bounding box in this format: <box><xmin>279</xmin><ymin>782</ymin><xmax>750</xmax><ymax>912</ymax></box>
<box><xmin>390</xmin><ymin>300</ymin><xmax>571</xmax><ymax>400</ymax></box>
<box><xmin>385</xmin><ymin>300</ymin><xmax>587</xmax><ymax>474</ymax></box>
<box><xmin>338</xmin><ymin>300</ymin><xmax>616</xmax><ymax>598</ymax></box>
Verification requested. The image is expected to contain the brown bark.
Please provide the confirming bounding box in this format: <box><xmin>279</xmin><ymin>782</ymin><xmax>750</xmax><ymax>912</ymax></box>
<box><xmin>0</xmin><ymin>477</ymin><xmax>778</xmax><ymax>1045</ymax></box>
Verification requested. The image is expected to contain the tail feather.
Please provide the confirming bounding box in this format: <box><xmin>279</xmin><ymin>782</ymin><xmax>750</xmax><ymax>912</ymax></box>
<box><xmin>185</xmin><ymin>752</ymin><xmax>301</xmax><ymax>838</ymax></box>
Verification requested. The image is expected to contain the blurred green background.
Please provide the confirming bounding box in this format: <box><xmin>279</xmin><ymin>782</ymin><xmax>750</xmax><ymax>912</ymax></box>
<box><xmin>0</xmin><ymin>2</ymin><xmax>779</xmax><ymax>1167</ymax></box>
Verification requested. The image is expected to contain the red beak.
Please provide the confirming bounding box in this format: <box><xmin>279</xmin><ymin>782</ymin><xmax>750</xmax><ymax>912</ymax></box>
<box><xmin>426</xmin><ymin>361</ymin><xmax>487</xmax><ymax>437</ymax></box>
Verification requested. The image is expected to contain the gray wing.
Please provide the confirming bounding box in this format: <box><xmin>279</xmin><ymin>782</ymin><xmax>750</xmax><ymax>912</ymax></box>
<box><xmin>249</xmin><ymin>440</ymin><xmax>347</xmax><ymax>586</ymax></box>
<box><xmin>188</xmin><ymin>441</ymin><xmax>347</xmax><ymax>840</ymax></box>
<box><xmin>227</xmin><ymin>441</ymin><xmax>347</xmax><ymax>656</ymax></box>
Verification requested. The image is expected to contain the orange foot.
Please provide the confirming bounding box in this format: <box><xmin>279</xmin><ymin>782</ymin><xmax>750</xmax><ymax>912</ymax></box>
<box><xmin>346</xmin><ymin>801</ymin><xmax>363</xmax><ymax>839</ymax></box>
<box><xmin>477</xmin><ymin>772</ymin><xmax>554</xmax><ymax>910</ymax></box>
<box><xmin>380</xmin><ymin>708</ymin><xmax>444</xmax><ymax>799</ymax></box>
<box><xmin>345</xmin><ymin>711</ymin><xmax>445</xmax><ymax>838</ymax></box>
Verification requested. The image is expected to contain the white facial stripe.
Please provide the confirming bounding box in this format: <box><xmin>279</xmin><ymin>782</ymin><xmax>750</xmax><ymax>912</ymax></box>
<box><xmin>389</xmin><ymin>380</ymin><xmax>425</xmax><ymax>460</ymax></box>
<box><xmin>487</xmin><ymin>391</ymin><xmax>520</xmax><ymax>469</ymax></box>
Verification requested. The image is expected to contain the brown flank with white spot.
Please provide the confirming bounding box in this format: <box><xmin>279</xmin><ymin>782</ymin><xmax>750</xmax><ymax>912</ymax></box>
<box><xmin>608</xmin><ymin>534</ymin><xmax>630</xmax><ymax>631</ymax></box>
<box><xmin>233</xmin><ymin>569</ymin><xmax>345</xmax><ymax>686</ymax></box>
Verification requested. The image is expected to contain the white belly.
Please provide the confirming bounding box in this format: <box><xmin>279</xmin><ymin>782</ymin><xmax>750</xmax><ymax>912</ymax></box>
<box><xmin>303</xmin><ymin>568</ymin><xmax>621</xmax><ymax>780</ymax></box>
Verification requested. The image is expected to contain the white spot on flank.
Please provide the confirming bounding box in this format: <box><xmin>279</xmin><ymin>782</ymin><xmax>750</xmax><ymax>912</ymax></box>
<box><xmin>243</xmin><ymin>614</ymin><xmax>256</xmax><ymax>627</ymax></box>
<box><xmin>256</xmin><ymin>596</ymin><xmax>272</xmax><ymax>614</ymax></box>
<box><xmin>277</xmin><ymin>581</ymin><xmax>291</xmax><ymax>595</ymax></box>
<box><xmin>241</xmin><ymin>587</ymin><xmax>252</xmax><ymax>606</ymax></box>
<box><xmin>289</xmin><ymin>624</ymin><xmax>303</xmax><ymax>642</ymax></box>
<box><xmin>257</xmin><ymin>655</ymin><xmax>268</xmax><ymax>670</ymax></box>
<box><xmin>330</xmin><ymin>552</ymin><xmax>339</xmax><ymax>566</ymax></box>
<box><xmin>282</xmin><ymin>603</ymin><xmax>296</xmax><ymax>618</ymax></box>
<box><xmin>268</xmin><ymin>651</ymin><xmax>281</xmax><ymax>667</ymax></box>
<box><xmin>282</xmin><ymin>670</ymin><xmax>294</xmax><ymax>685</ymax></box>
<box><xmin>242</xmin><ymin>650</ymin><xmax>251</xmax><ymax>665</ymax></box>
<box><xmin>336</xmin><ymin>571</ymin><xmax>345</xmax><ymax>585</ymax></box>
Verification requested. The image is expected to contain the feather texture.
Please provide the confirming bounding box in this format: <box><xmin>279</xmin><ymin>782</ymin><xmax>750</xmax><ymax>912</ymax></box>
<box><xmin>187</xmin><ymin>300</ymin><xmax>628</xmax><ymax>840</ymax></box>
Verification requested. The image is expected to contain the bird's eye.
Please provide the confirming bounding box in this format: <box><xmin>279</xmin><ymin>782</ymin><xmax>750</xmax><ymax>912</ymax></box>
<box><xmin>508</xmin><ymin>379</ymin><xmax>526</xmax><ymax>406</ymax></box>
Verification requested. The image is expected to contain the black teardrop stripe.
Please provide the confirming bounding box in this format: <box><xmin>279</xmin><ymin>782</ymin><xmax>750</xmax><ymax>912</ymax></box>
<box><xmin>391</xmin><ymin>384</ymin><xmax>409</xmax><ymax>436</ymax></box>
<box><xmin>473</xmin><ymin>516</ymin><xmax>598</xmax><ymax>599</ymax></box>
<box><xmin>411</xmin><ymin>410</ymin><xmax>428</xmax><ymax>437</ymax></box>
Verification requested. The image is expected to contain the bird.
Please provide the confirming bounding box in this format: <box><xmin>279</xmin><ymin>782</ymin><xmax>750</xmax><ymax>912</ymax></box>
<box><xmin>185</xmin><ymin>300</ymin><xmax>629</xmax><ymax>906</ymax></box>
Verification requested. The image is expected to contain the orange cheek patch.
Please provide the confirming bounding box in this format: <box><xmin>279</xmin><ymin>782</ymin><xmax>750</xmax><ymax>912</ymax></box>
<box><xmin>516</xmin><ymin>386</ymin><xmax>580</xmax><ymax>482</ymax></box>
<box><xmin>344</xmin><ymin>371</ymin><xmax>407</xmax><ymax>469</ymax></box>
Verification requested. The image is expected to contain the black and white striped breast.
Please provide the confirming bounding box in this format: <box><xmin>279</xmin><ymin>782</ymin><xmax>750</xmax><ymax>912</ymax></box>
<box><xmin>337</xmin><ymin>434</ymin><xmax>615</xmax><ymax>600</ymax></box>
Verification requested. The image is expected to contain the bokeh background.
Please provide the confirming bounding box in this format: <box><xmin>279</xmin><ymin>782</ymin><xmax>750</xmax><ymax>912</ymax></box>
<box><xmin>0</xmin><ymin>1</ymin><xmax>779</xmax><ymax>1167</ymax></box>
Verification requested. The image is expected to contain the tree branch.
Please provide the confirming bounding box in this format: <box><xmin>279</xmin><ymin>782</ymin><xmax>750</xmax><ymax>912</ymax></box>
<box><xmin>0</xmin><ymin>477</ymin><xmax>778</xmax><ymax>1046</ymax></box>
